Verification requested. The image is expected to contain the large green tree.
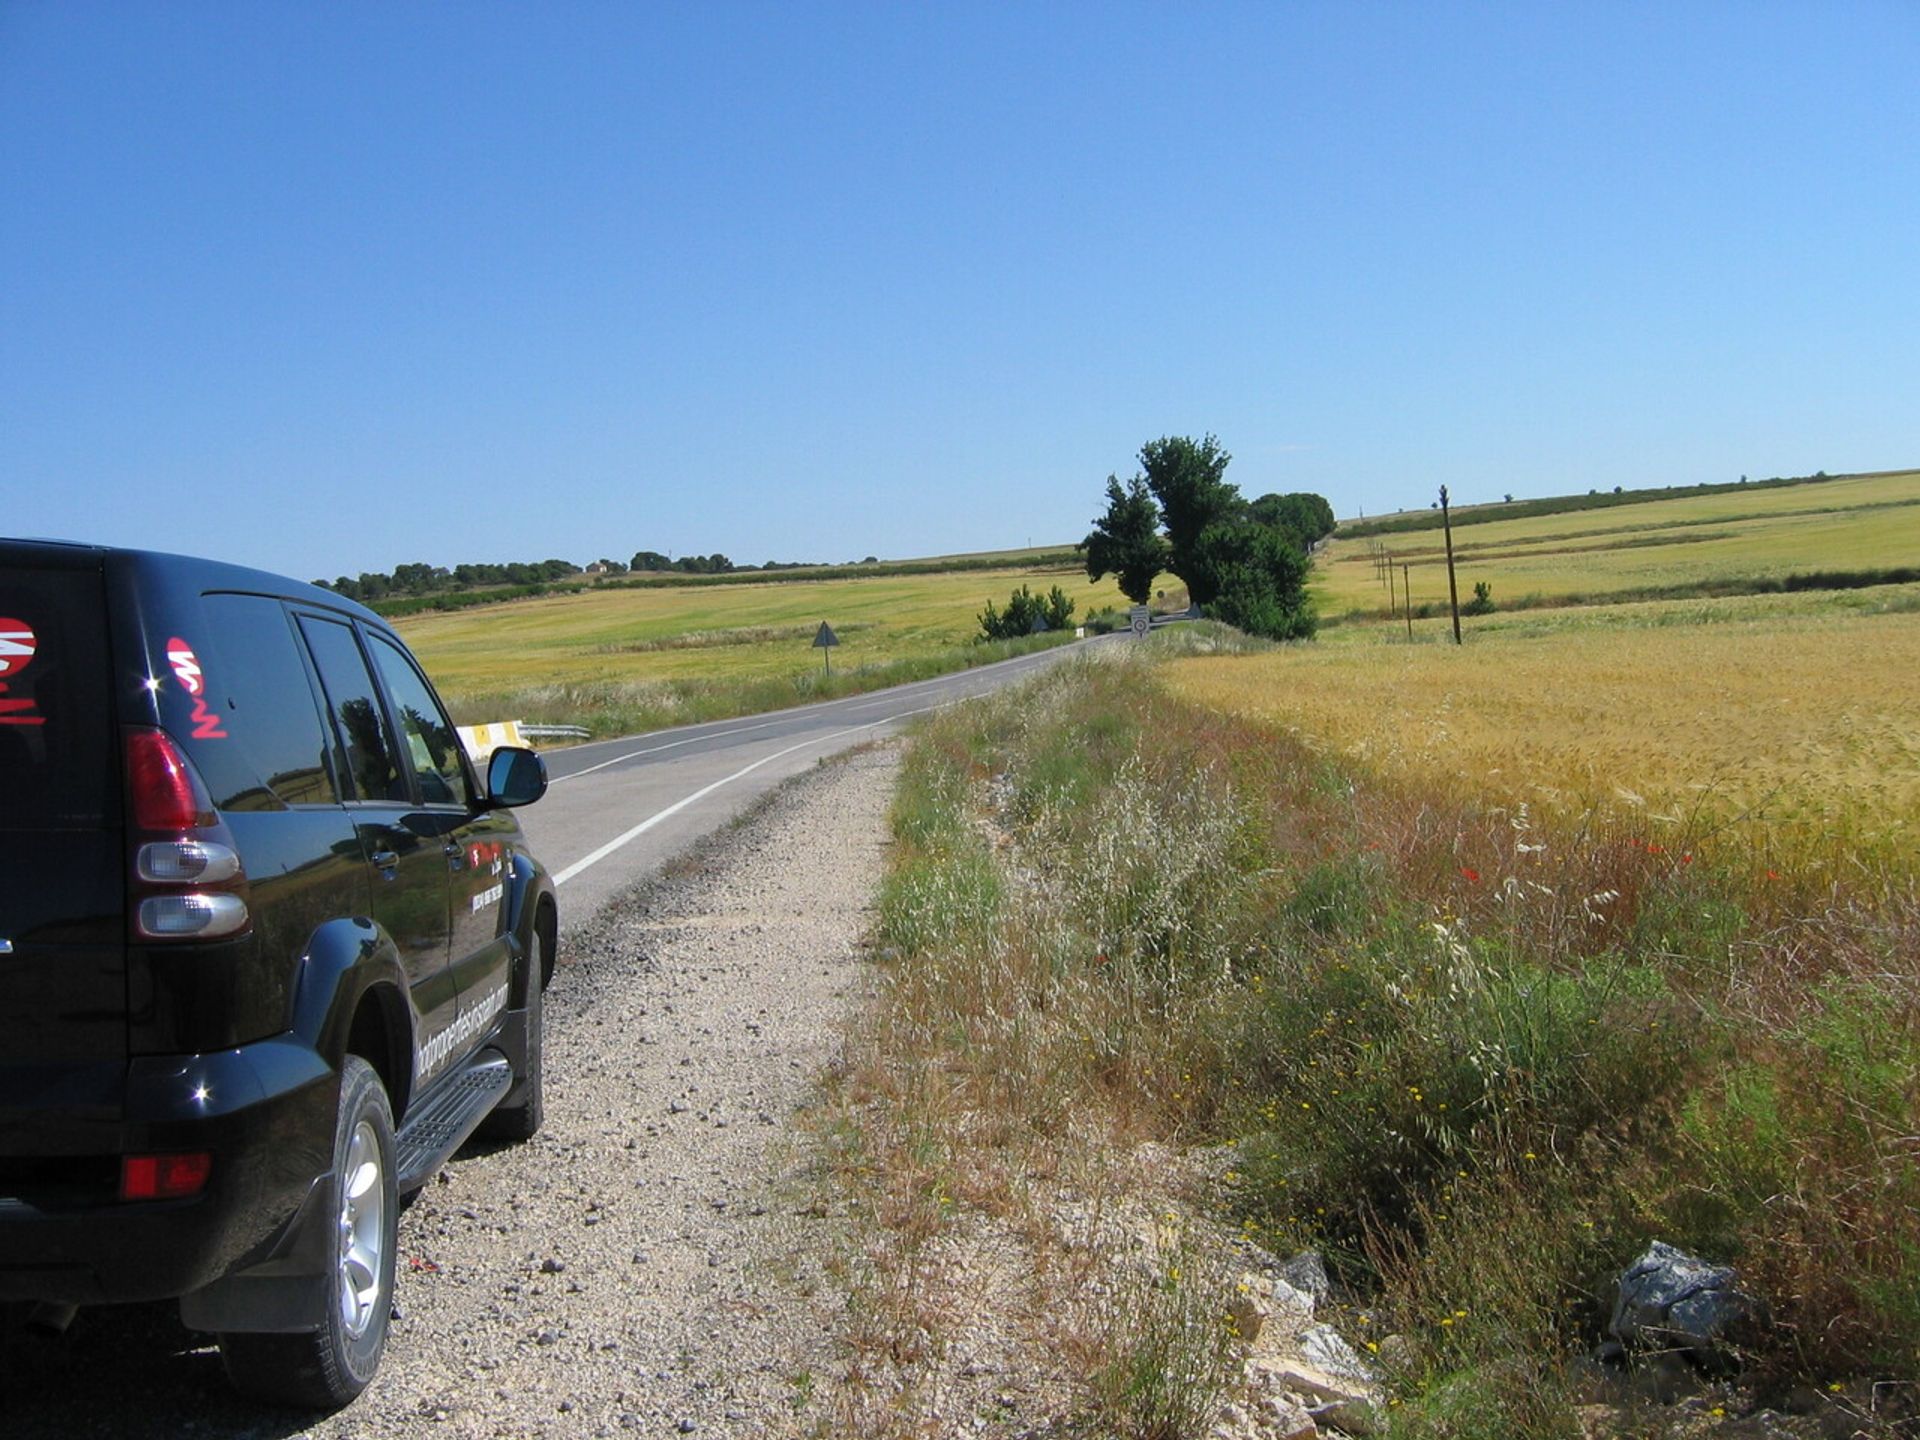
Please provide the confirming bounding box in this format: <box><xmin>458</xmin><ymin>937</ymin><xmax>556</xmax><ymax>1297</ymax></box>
<box><xmin>1185</xmin><ymin>520</ymin><xmax>1316</xmax><ymax>640</ymax></box>
<box><xmin>1079</xmin><ymin>475</ymin><xmax>1167</xmax><ymax>604</ymax></box>
<box><xmin>1140</xmin><ymin>434</ymin><xmax>1239</xmax><ymax>583</ymax></box>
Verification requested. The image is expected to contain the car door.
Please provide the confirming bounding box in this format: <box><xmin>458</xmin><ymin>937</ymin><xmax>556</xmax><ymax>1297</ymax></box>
<box><xmin>295</xmin><ymin>614</ymin><xmax>460</xmax><ymax>1089</ymax></box>
<box><xmin>362</xmin><ymin>630</ymin><xmax>517</xmax><ymax>1053</ymax></box>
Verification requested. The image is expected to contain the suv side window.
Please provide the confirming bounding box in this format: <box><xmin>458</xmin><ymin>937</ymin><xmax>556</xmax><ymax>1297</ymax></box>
<box><xmin>298</xmin><ymin>616</ymin><xmax>400</xmax><ymax>804</ymax></box>
<box><xmin>367</xmin><ymin>633</ymin><xmax>472</xmax><ymax>808</ymax></box>
<box><xmin>193</xmin><ymin>594</ymin><xmax>339</xmax><ymax>810</ymax></box>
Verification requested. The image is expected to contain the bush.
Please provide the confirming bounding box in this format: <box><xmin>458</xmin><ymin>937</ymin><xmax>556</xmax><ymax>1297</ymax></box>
<box><xmin>979</xmin><ymin>583</ymin><xmax>1076</xmax><ymax>640</ymax></box>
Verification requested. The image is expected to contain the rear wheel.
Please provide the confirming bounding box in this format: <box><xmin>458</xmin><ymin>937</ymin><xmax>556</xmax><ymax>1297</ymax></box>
<box><xmin>478</xmin><ymin>927</ymin><xmax>544</xmax><ymax>1142</ymax></box>
<box><xmin>219</xmin><ymin>1055</ymin><xmax>396</xmax><ymax>1409</ymax></box>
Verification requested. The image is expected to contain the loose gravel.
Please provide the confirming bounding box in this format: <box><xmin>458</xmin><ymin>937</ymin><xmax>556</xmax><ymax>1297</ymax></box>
<box><xmin>0</xmin><ymin>744</ymin><xmax>898</xmax><ymax>1439</ymax></box>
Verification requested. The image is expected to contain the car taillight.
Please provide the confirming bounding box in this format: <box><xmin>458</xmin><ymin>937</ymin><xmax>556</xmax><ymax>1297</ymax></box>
<box><xmin>124</xmin><ymin>727</ymin><xmax>251</xmax><ymax>942</ymax></box>
<box><xmin>126</xmin><ymin>729</ymin><xmax>216</xmax><ymax>830</ymax></box>
<box><xmin>121</xmin><ymin>1152</ymin><xmax>212</xmax><ymax>1201</ymax></box>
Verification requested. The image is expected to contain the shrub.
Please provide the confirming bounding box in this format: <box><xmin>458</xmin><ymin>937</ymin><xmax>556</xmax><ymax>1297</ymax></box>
<box><xmin>979</xmin><ymin>583</ymin><xmax>1076</xmax><ymax>640</ymax></box>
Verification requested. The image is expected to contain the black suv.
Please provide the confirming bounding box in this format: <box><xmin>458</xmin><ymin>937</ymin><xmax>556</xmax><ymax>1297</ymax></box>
<box><xmin>0</xmin><ymin>539</ymin><xmax>557</xmax><ymax>1407</ymax></box>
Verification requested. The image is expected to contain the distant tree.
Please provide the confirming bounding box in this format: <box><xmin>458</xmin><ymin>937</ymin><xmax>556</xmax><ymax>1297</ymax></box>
<box><xmin>1248</xmin><ymin>492</ymin><xmax>1335</xmax><ymax>551</ymax></box>
<box><xmin>1079</xmin><ymin>475</ymin><xmax>1167</xmax><ymax>604</ymax></box>
<box><xmin>1185</xmin><ymin>522</ymin><xmax>1314</xmax><ymax>640</ymax></box>
<box><xmin>1140</xmin><ymin>434</ymin><xmax>1238</xmax><ymax>581</ymax></box>
<box><xmin>1087</xmin><ymin>432</ymin><xmax>1330</xmax><ymax>639</ymax></box>
<box><xmin>631</xmin><ymin>550</ymin><xmax>673</xmax><ymax>572</ymax></box>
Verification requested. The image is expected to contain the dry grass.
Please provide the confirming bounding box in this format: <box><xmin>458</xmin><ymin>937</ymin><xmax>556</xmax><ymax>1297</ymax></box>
<box><xmin>823</xmin><ymin>635</ymin><xmax>1920</xmax><ymax>1437</ymax></box>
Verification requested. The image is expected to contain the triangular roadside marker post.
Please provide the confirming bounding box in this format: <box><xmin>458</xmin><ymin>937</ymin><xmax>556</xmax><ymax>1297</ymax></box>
<box><xmin>813</xmin><ymin>621</ymin><xmax>839</xmax><ymax>675</ymax></box>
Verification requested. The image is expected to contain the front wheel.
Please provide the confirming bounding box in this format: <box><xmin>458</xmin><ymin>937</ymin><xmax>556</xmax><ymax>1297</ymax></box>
<box><xmin>220</xmin><ymin>1055</ymin><xmax>397</xmax><ymax>1409</ymax></box>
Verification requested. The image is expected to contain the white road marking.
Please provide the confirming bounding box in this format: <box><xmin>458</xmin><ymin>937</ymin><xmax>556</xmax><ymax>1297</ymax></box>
<box><xmin>548</xmin><ymin>715</ymin><xmax>789</xmax><ymax>783</ymax></box>
<box><xmin>550</xmin><ymin>705</ymin><xmax>938</xmax><ymax>887</ymax></box>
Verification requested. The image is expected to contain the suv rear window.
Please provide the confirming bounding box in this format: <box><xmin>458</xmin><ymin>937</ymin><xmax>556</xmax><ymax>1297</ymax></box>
<box><xmin>186</xmin><ymin>593</ymin><xmax>341</xmax><ymax>811</ymax></box>
<box><xmin>0</xmin><ymin>564</ymin><xmax>114</xmax><ymax>830</ymax></box>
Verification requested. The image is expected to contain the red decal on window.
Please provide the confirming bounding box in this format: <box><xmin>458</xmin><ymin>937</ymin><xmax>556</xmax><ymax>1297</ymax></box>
<box><xmin>0</xmin><ymin>618</ymin><xmax>45</xmax><ymax>725</ymax></box>
<box><xmin>164</xmin><ymin>637</ymin><xmax>229</xmax><ymax>738</ymax></box>
<box><xmin>0</xmin><ymin>618</ymin><xmax>37</xmax><ymax>679</ymax></box>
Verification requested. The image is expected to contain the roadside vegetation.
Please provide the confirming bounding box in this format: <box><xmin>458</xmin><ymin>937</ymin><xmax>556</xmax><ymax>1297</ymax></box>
<box><xmin>823</xmin><ymin>608</ymin><xmax>1919</xmax><ymax>1436</ymax></box>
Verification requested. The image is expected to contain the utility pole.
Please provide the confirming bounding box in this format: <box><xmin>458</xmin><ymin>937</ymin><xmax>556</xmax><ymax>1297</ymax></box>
<box><xmin>1439</xmin><ymin>486</ymin><xmax>1462</xmax><ymax>645</ymax></box>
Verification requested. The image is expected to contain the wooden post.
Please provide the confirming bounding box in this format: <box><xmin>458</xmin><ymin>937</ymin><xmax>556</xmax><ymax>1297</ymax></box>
<box><xmin>1403</xmin><ymin>563</ymin><xmax>1413</xmax><ymax>641</ymax></box>
<box><xmin>1439</xmin><ymin>486</ymin><xmax>1462</xmax><ymax>645</ymax></box>
<box><xmin>1386</xmin><ymin>552</ymin><xmax>1397</xmax><ymax>618</ymax></box>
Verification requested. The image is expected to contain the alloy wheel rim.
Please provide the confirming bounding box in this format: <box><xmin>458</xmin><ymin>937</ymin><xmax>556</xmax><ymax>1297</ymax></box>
<box><xmin>336</xmin><ymin>1119</ymin><xmax>385</xmax><ymax>1339</ymax></box>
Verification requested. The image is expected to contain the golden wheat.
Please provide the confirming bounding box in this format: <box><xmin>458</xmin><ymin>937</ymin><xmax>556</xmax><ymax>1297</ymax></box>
<box><xmin>1165</xmin><ymin>607</ymin><xmax>1920</xmax><ymax>846</ymax></box>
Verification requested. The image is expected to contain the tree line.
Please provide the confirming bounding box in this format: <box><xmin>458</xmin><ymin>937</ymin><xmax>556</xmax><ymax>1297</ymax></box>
<box><xmin>1080</xmin><ymin>434</ymin><xmax>1334</xmax><ymax>640</ymax></box>
<box><xmin>319</xmin><ymin>559</ymin><xmax>582</xmax><ymax>602</ymax></box>
<box><xmin>318</xmin><ymin>550</ymin><xmax>856</xmax><ymax>601</ymax></box>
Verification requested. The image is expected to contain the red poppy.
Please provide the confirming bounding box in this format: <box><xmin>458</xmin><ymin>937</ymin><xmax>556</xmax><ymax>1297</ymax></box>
<box><xmin>1460</xmin><ymin>867</ymin><xmax>1480</xmax><ymax>884</ymax></box>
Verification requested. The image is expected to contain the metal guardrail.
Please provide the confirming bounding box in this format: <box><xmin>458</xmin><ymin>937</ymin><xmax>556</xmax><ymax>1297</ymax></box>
<box><xmin>518</xmin><ymin>723</ymin><xmax>591</xmax><ymax>741</ymax></box>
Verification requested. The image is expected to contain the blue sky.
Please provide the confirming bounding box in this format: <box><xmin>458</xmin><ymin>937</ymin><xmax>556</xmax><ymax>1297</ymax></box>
<box><xmin>4</xmin><ymin>3</ymin><xmax>1916</xmax><ymax>581</ymax></box>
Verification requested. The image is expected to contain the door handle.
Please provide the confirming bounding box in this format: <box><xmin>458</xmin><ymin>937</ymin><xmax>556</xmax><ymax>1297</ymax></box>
<box><xmin>370</xmin><ymin>849</ymin><xmax>400</xmax><ymax>876</ymax></box>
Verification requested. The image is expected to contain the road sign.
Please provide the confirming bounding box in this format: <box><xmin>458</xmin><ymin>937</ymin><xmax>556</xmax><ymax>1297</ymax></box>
<box><xmin>813</xmin><ymin>621</ymin><xmax>839</xmax><ymax>675</ymax></box>
<box><xmin>1129</xmin><ymin>605</ymin><xmax>1151</xmax><ymax>638</ymax></box>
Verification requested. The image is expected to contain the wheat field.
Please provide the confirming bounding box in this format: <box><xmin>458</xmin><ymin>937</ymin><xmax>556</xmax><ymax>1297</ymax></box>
<box><xmin>1166</xmin><ymin>595</ymin><xmax>1920</xmax><ymax>848</ymax></box>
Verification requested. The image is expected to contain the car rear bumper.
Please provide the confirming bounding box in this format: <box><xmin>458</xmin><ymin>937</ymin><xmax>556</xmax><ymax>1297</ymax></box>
<box><xmin>0</xmin><ymin>1037</ymin><xmax>335</xmax><ymax>1305</ymax></box>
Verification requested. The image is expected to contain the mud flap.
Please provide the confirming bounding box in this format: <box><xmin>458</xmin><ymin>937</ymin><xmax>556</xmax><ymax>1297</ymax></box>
<box><xmin>177</xmin><ymin>1173</ymin><xmax>332</xmax><ymax>1334</ymax></box>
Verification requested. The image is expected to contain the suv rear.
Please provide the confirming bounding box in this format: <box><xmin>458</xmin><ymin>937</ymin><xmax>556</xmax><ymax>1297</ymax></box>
<box><xmin>0</xmin><ymin>539</ymin><xmax>557</xmax><ymax>1407</ymax></box>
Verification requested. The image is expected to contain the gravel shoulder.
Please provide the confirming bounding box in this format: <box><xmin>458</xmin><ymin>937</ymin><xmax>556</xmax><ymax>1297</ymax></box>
<box><xmin>0</xmin><ymin>743</ymin><xmax>898</xmax><ymax>1440</ymax></box>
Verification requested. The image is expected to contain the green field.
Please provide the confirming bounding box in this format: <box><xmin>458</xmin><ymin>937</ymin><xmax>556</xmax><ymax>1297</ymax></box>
<box><xmin>1316</xmin><ymin>469</ymin><xmax>1920</xmax><ymax>619</ymax></box>
<box><xmin>398</xmin><ymin>560</ymin><xmax>1135</xmax><ymax>733</ymax></box>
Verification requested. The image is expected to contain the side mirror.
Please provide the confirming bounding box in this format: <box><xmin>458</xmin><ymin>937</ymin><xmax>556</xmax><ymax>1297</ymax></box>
<box><xmin>484</xmin><ymin>746</ymin><xmax>548</xmax><ymax>808</ymax></box>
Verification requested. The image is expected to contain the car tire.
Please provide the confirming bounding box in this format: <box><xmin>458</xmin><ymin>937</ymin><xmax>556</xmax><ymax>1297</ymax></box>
<box><xmin>219</xmin><ymin>1055</ymin><xmax>397</xmax><ymax>1409</ymax></box>
<box><xmin>477</xmin><ymin>927</ymin><xmax>544</xmax><ymax>1143</ymax></box>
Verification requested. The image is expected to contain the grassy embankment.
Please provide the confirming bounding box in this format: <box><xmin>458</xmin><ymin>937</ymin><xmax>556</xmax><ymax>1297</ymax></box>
<box><xmin>395</xmin><ymin>561</ymin><xmax>1136</xmax><ymax>738</ymax></box>
<box><xmin>824</xmin><ymin>472</ymin><xmax>1920</xmax><ymax>1437</ymax></box>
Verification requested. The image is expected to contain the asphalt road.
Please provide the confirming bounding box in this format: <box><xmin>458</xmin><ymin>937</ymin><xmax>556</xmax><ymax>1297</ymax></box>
<box><xmin>518</xmin><ymin>634</ymin><xmax>1112</xmax><ymax>924</ymax></box>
